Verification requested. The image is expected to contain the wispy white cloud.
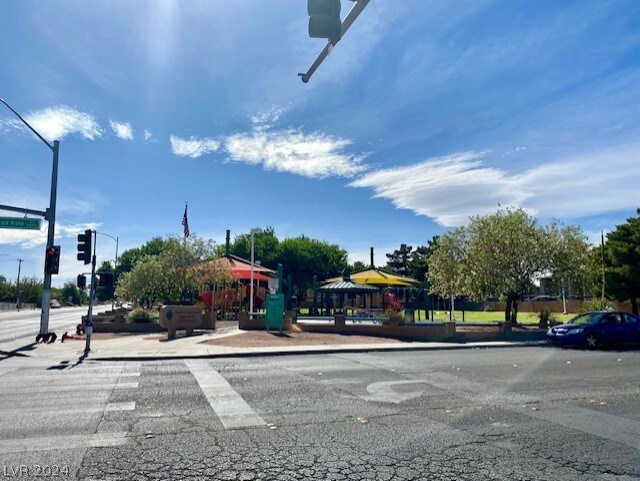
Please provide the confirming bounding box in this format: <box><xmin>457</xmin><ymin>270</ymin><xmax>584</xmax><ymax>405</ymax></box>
<box><xmin>1</xmin><ymin>105</ymin><xmax>103</xmax><ymax>141</ymax></box>
<box><xmin>351</xmin><ymin>152</ymin><xmax>524</xmax><ymax>226</ymax></box>
<box><xmin>109</xmin><ymin>120</ymin><xmax>134</xmax><ymax>140</ymax></box>
<box><xmin>170</xmin><ymin>135</ymin><xmax>220</xmax><ymax>158</ymax></box>
<box><xmin>224</xmin><ymin>128</ymin><xmax>367</xmax><ymax>179</ymax></box>
<box><xmin>250</xmin><ymin>106</ymin><xmax>287</xmax><ymax>131</ymax></box>
<box><xmin>0</xmin><ymin>222</ymin><xmax>100</xmax><ymax>249</ymax></box>
<box><xmin>350</xmin><ymin>144</ymin><xmax>640</xmax><ymax>226</ymax></box>
<box><xmin>144</xmin><ymin>129</ymin><xmax>153</xmax><ymax>141</ymax></box>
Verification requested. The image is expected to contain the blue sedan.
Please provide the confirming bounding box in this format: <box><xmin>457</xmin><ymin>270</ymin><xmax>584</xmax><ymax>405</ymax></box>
<box><xmin>547</xmin><ymin>311</ymin><xmax>640</xmax><ymax>348</ymax></box>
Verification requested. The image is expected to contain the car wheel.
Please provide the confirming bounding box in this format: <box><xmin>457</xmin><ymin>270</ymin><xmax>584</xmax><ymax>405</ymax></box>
<box><xmin>584</xmin><ymin>333</ymin><xmax>600</xmax><ymax>350</ymax></box>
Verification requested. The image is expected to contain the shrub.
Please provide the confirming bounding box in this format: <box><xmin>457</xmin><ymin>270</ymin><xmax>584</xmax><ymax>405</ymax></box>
<box><xmin>538</xmin><ymin>309</ymin><xmax>558</xmax><ymax>328</ymax></box>
<box><xmin>127</xmin><ymin>308</ymin><xmax>159</xmax><ymax>324</ymax></box>
<box><xmin>580</xmin><ymin>299</ymin><xmax>615</xmax><ymax>313</ymax></box>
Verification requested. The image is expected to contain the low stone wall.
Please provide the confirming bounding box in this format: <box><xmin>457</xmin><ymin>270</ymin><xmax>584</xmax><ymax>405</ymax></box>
<box><xmin>456</xmin><ymin>325</ymin><xmax>546</xmax><ymax>342</ymax></box>
<box><xmin>93</xmin><ymin>321</ymin><xmax>165</xmax><ymax>333</ymax></box>
<box><xmin>298</xmin><ymin>319</ymin><xmax>457</xmax><ymax>342</ymax></box>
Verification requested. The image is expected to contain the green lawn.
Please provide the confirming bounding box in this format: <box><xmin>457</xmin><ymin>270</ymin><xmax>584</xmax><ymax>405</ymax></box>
<box><xmin>297</xmin><ymin>307</ymin><xmax>576</xmax><ymax>325</ymax></box>
<box><xmin>410</xmin><ymin>310</ymin><xmax>576</xmax><ymax>325</ymax></box>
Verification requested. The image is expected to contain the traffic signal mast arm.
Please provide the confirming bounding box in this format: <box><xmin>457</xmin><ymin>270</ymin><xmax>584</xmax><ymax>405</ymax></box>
<box><xmin>299</xmin><ymin>0</ymin><xmax>371</xmax><ymax>83</ymax></box>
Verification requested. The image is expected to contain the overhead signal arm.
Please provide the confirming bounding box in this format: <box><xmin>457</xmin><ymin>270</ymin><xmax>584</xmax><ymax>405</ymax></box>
<box><xmin>299</xmin><ymin>0</ymin><xmax>371</xmax><ymax>83</ymax></box>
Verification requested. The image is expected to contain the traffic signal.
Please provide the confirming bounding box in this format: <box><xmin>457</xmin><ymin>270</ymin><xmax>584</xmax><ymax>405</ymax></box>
<box><xmin>44</xmin><ymin>246</ymin><xmax>61</xmax><ymax>275</ymax></box>
<box><xmin>98</xmin><ymin>273</ymin><xmax>114</xmax><ymax>288</ymax></box>
<box><xmin>77</xmin><ymin>229</ymin><xmax>92</xmax><ymax>264</ymax></box>
<box><xmin>77</xmin><ymin>274</ymin><xmax>86</xmax><ymax>289</ymax></box>
<box><xmin>308</xmin><ymin>0</ymin><xmax>342</xmax><ymax>42</ymax></box>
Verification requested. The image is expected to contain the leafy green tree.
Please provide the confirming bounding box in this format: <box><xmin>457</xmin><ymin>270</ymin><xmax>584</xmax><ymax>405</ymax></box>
<box><xmin>115</xmin><ymin>255</ymin><xmax>165</xmax><ymax>308</ymax></box>
<box><xmin>410</xmin><ymin>236</ymin><xmax>440</xmax><ymax>282</ymax></box>
<box><xmin>61</xmin><ymin>282</ymin><xmax>86</xmax><ymax>305</ymax></box>
<box><xmin>18</xmin><ymin>277</ymin><xmax>44</xmax><ymax>305</ymax></box>
<box><xmin>547</xmin><ymin>222</ymin><xmax>592</xmax><ymax>298</ymax></box>
<box><xmin>428</xmin><ymin>229</ymin><xmax>468</xmax><ymax>302</ymax></box>
<box><xmin>349</xmin><ymin>260</ymin><xmax>366</xmax><ymax>271</ymax></box>
<box><xmin>605</xmin><ymin>209</ymin><xmax>640</xmax><ymax>315</ymax></box>
<box><xmin>0</xmin><ymin>275</ymin><xmax>14</xmax><ymax>301</ymax></box>
<box><xmin>159</xmin><ymin>236</ymin><xmax>218</xmax><ymax>302</ymax></box>
<box><xmin>115</xmin><ymin>236</ymin><xmax>168</xmax><ymax>279</ymax></box>
<box><xmin>115</xmin><ymin>236</ymin><xmax>222</xmax><ymax>306</ymax></box>
<box><xmin>229</xmin><ymin>227</ymin><xmax>280</xmax><ymax>269</ymax></box>
<box><xmin>385</xmin><ymin>237</ymin><xmax>439</xmax><ymax>281</ymax></box>
<box><xmin>279</xmin><ymin>236</ymin><xmax>348</xmax><ymax>302</ymax></box>
<box><xmin>464</xmin><ymin>208</ymin><xmax>551</xmax><ymax>323</ymax></box>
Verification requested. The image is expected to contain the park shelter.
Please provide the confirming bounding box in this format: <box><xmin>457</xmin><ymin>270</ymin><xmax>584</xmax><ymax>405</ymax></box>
<box><xmin>316</xmin><ymin>269</ymin><xmax>378</xmax><ymax>314</ymax></box>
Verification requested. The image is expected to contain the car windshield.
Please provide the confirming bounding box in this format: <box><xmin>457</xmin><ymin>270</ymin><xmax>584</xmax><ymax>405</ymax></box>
<box><xmin>568</xmin><ymin>313</ymin><xmax>600</xmax><ymax>325</ymax></box>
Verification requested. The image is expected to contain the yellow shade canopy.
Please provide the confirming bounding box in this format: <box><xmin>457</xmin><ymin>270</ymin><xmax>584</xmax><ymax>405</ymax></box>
<box><xmin>323</xmin><ymin>268</ymin><xmax>419</xmax><ymax>287</ymax></box>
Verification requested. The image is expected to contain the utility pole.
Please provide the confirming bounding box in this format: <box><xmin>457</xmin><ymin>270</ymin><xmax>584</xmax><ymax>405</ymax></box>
<box><xmin>16</xmin><ymin>259</ymin><xmax>23</xmax><ymax>311</ymax></box>
<box><xmin>601</xmin><ymin>230</ymin><xmax>606</xmax><ymax>301</ymax></box>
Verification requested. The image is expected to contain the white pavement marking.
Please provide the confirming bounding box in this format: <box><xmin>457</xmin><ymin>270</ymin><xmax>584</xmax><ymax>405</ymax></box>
<box><xmin>0</xmin><ymin>402</ymin><xmax>136</xmax><ymax>417</ymax></box>
<box><xmin>0</xmin><ymin>432</ymin><xmax>128</xmax><ymax>454</ymax></box>
<box><xmin>7</xmin><ymin>382</ymin><xmax>139</xmax><ymax>394</ymax></box>
<box><xmin>518</xmin><ymin>405</ymin><xmax>640</xmax><ymax>450</ymax></box>
<box><xmin>185</xmin><ymin>360</ymin><xmax>266</xmax><ymax>430</ymax></box>
<box><xmin>362</xmin><ymin>380</ymin><xmax>429</xmax><ymax>404</ymax></box>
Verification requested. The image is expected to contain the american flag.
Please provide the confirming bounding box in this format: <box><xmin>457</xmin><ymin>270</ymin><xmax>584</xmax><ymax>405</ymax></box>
<box><xmin>182</xmin><ymin>205</ymin><xmax>190</xmax><ymax>238</ymax></box>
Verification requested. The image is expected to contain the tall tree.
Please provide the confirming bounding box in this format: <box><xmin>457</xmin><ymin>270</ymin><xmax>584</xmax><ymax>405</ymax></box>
<box><xmin>464</xmin><ymin>208</ymin><xmax>551</xmax><ymax>323</ymax></box>
<box><xmin>349</xmin><ymin>260</ymin><xmax>366</xmax><ymax>271</ymax></box>
<box><xmin>229</xmin><ymin>227</ymin><xmax>280</xmax><ymax>269</ymax></box>
<box><xmin>386</xmin><ymin>244</ymin><xmax>413</xmax><ymax>276</ymax></box>
<box><xmin>115</xmin><ymin>236</ymin><xmax>168</xmax><ymax>279</ymax></box>
<box><xmin>409</xmin><ymin>235</ymin><xmax>440</xmax><ymax>281</ymax></box>
<box><xmin>428</xmin><ymin>229</ymin><xmax>468</xmax><ymax>301</ymax></box>
<box><xmin>279</xmin><ymin>235</ymin><xmax>348</xmax><ymax>302</ymax></box>
<box><xmin>605</xmin><ymin>209</ymin><xmax>640</xmax><ymax>315</ymax></box>
<box><xmin>547</xmin><ymin>222</ymin><xmax>592</xmax><ymax>298</ymax></box>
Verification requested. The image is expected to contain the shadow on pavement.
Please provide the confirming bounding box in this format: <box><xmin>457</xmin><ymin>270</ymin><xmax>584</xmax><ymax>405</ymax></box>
<box><xmin>0</xmin><ymin>342</ymin><xmax>37</xmax><ymax>360</ymax></box>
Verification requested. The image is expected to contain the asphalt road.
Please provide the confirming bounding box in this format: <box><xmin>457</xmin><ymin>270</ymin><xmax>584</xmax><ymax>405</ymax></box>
<box><xmin>0</xmin><ymin>307</ymin><xmax>87</xmax><ymax>347</ymax></box>
<box><xmin>0</xmin><ymin>346</ymin><xmax>638</xmax><ymax>480</ymax></box>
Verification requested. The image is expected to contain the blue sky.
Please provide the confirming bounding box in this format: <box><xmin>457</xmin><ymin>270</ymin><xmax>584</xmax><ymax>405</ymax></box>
<box><xmin>1</xmin><ymin>0</ymin><xmax>639</xmax><ymax>285</ymax></box>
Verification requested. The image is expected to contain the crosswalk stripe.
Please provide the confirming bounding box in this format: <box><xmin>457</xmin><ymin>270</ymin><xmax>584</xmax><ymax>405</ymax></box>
<box><xmin>185</xmin><ymin>360</ymin><xmax>265</xmax><ymax>430</ymax></box>
<box><xmin>3</xmin><ymin>382</ymin><xmax>138</xmax><ymax>394</ymax></box>
<box><xmin>0</xmin><ymin>432</ymin><xmax>128</xmax><ymax>454</ymax></box>
<box><xmin>3</xmin><ymin>371</ymin><xmax>141</xmax><ymax>381</ymax></box>
<box><xmin>0</xmin><ymin>402</ymin><xmax>136</xmax><ymax>417</ymax></box>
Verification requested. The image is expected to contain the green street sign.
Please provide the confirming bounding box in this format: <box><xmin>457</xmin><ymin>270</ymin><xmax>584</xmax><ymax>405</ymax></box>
<box><xmin>0</xmin><ymin>217</ymin><xmax>41</xmax><ymax>230</ymax></box>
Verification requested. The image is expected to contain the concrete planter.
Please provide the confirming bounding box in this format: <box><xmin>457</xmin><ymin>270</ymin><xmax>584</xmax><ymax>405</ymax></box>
<box><xmin>93</xmin><ymin>321</ymin><xmax>164</xmax><ymax>333</ymax></box>
<box><xmin>238</xmin><ymin>311</ymin><xmax>265</xmax><ymax>330</ymax></box>
<box><xmin>159</xmin><ymin>306</ymin><xmax>204</xmax><ymax>339</ymax></box>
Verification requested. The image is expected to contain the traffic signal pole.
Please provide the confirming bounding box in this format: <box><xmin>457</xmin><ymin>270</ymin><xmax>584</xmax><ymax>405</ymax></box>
<box><xmin>0</xmin><ymin>99</ymin><xmax>60</xmax><ymax>338</ymax></box>
<box><xmin>299</xmin><ymin>0</ymin><xmax>371</xmax><ymax>83</ymax></box>
<box><xmin>39</xmin><ymin>140</ymin><xmax>59</xmax><ymax>336</ymax></box>
<box><xmin>84</xmin><ymin>231</ymin><xmax>97</xmax><ymax>355</ymax></box>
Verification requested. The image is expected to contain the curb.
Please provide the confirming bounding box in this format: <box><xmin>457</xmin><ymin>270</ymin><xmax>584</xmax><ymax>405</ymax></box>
<box><xmin>90</xmin><ymin>340</ymin><xmax>550</xmax><ymax>362</ymax></box>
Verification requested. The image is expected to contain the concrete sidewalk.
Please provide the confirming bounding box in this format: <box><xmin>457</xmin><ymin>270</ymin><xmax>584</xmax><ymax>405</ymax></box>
<box><xmin>1</xmin><ymin>327</ymin><xmax>548</xmax><ymax>362</ymax></box>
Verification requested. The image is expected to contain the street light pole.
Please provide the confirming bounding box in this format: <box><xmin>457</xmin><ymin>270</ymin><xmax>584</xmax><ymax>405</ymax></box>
<box><xmin>249</xmin><ymin>227</ymin><xmax>263</xmax><ymax>318</ymax></box>
<box><xmin>0</xmin><ymin>98</ymin><xmax>59</xmax><ymax>336</ymax></box>
<box><xmin>97</xmin><ymin>232</ymin><xmax>119</xmax><ymax>267</ymax></box>
<box><xmin>39</xmin><ymin>140</ymin><xmax>59</xmax><ymax>335</ymax></box>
